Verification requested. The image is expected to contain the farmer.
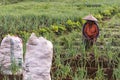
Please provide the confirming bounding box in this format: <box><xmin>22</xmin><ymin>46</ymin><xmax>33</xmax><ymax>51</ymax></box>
<box><xmin>82</xmin><ymin>14</ymin><xmax>99</xmax><ymax>50</ymax></box>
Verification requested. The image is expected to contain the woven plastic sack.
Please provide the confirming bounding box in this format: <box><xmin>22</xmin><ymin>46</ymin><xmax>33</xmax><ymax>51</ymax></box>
<box><xmin>0</xmin><ymin>35</ymin><xmax>23</xmax><ymax>75</ymax></box>
<box><xmin>24</xmin><ymin>33</ymin><xmax>53</xmax><ymax>80</ymax></box>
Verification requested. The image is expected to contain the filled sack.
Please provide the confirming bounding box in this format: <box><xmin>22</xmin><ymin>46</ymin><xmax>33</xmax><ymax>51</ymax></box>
<box><xmin>24</xmin><ymin>33</ymin><xmax>53</xmax><ymax>80</ymax></box>
<box><xmin>0</xmin><ymin>35</ymin><xmax>23</xmax><ymax>75</ymax></box>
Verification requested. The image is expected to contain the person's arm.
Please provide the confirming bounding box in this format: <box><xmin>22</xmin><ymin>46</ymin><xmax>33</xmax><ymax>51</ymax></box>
<box><xmin>93</xmin><ymin>25</ymin><xmax>99</xmax><ymax>42</ymax></box>
<box><xmin>94</xmin><ymin>26</ymin><xmax>99</xmax><ymax>37</ymax></box>
<box><xmin>84</xmin><ymin>24</ymin><xmax>90</xmax><ymax>39</ymax></box>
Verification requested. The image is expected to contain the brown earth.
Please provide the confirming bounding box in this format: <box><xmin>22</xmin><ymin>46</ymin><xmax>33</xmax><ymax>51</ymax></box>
<box><xmin>0</xmin><ymin>74</ymin><xmax>23</xmax><ymax>80</ymax></box>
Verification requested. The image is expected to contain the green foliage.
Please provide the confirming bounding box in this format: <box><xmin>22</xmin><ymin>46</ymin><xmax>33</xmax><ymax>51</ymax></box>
<box><xmin>113</xmin><ymin>64</ymin><xmax>120</xmax><ymax>79</ymax></box>
<box><xmin>0</xmin><ymin>0</ymin><xmax>120</xmax><ymax>80</ymax></box>
<box><xmin>51</xmin><ymin>25</ymin><xmax>59</xmax><ymax>32</ymax></box>
<box><xmin>51</xmin><ymin>25</ymin><xmax>66</xmax><ymax>35</ymax></box>
<box><xmin>38</xmin><ymin>27</ymin><xmax>49</xmax><ymax>36</ymax></box>
<box><xmin>66</xmin><ymin>20</ymin><xmax>81</xmax><ymax>31</ymax></box>
<box><xmin>95</xmin><ymin>66</ymin><xmax>105</xmax><ymax>80</ymax></box>
<box><xmin>94</xmin><ymin>14</ymin><xmax>103</xmax><ymax>20</ymax></box>
<box><xmin>10</xmin><ymin>59</ymin><xmax>20</xmax><ymax>75</ymax></box>
<box><xmin>102</xmin><ymin>10</ymin><xmax>111</xmax><ymax>16</ymax></box>
<box><xmin>10</xmin><ymin>39</ymin><xmax>22</xmax><ymax>75</ymax></box>
<box><xmin>17</xmin><ymin>31</ymin><xmax>30</xmax><ymax>56</ymax></box>
<box><xmin>0</xmin><ymin>0</ymin><xmax>24</xmax><ymax>4</ymax></box>
<box><xmin>74</xmin><ymin>67</ymin><xmax>87</xmax><ymax>80</ymax></box>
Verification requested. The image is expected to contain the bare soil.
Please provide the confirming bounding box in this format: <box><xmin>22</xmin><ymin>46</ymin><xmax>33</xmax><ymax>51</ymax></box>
<box><xmin>0</xmin><ymin>74</ymin><xmax>23</xmax><ymax>80</ymax></box>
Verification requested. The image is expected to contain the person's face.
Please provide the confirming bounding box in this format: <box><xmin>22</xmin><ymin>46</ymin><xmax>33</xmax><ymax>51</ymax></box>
<box><xmin>87</xmin><ymin>21</ymin><xmax>94</xmax><ymax>27</ymax></box>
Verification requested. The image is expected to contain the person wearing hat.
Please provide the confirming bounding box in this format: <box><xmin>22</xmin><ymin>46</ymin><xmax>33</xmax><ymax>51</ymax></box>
<box><xmin>82</xmin><ymin>14</ymin><xmax>99</xmax><ymax>50</ymax></box>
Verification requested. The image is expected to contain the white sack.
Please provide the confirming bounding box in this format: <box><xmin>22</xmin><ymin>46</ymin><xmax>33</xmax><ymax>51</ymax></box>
<box><xmin>24</xmin><ymin>33</ymin><xmax>53</xmax><ymax>80</ymax></box>
<box><xmin>0</xmin><ymin>35</ymin><xmax>23</xmax><ymax>75</ymax></box>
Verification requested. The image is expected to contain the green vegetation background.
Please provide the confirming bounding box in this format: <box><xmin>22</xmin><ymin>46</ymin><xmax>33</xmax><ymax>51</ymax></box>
<box><xmin>0</xmin><ymin>0</ymin><xmax>120</xmax><ymax>80</ymax></box>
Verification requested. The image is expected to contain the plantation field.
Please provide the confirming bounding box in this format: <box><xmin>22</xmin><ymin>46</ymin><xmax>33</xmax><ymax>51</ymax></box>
<box><xmin>0</xmin><ymin>0</ymin><xmax>120</xmax><ymax>80</ymax></box>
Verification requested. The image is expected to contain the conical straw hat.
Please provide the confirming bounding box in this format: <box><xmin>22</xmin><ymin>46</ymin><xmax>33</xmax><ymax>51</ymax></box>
<box><xmin>83</xmin><ymin>14</ymin><xmax>97</xmax><ymax>22</ymax></box>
